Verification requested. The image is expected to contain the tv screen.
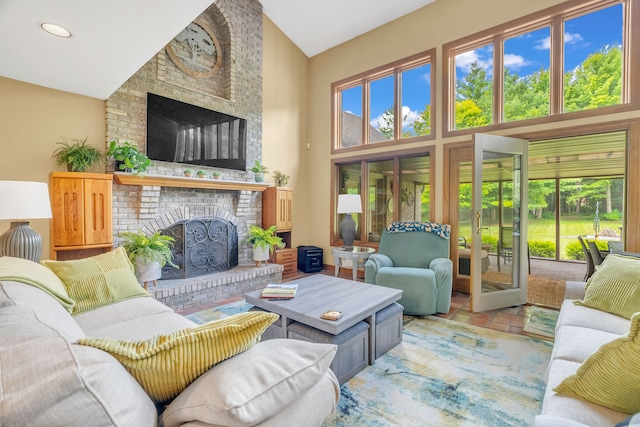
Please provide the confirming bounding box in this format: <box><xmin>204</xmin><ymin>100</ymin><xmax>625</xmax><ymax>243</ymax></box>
<box><xmin>146</xmin><ymin>93</ymin><xmax>247</xmax><ymax>170</ymax></box>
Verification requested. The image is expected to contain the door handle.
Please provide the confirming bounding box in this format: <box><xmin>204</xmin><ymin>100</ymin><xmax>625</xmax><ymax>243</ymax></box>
<box><xmin>475</xmin><ymin>212</ymin><xmax>481</xmax><ymax>235</ymax></box>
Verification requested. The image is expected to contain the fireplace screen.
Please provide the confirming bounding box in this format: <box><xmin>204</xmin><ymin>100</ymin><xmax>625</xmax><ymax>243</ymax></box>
<box><xmin>161</xmin><ymin>217</ymin><xmax>238</xmax><ymax>279</ymax></box>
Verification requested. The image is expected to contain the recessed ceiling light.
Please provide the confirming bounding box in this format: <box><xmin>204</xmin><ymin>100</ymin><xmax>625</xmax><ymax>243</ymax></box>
<box><xmin>40</xmin><ymin>23</ymin><xmax>72</xmax><ymax>38</ymax></box>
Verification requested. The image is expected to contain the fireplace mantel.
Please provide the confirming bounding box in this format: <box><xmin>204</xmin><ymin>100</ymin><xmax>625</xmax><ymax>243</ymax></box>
<box><xmin>113</xmin><ymin>173</ymin><xmax>270</xmax><ymax>192</ymax></box>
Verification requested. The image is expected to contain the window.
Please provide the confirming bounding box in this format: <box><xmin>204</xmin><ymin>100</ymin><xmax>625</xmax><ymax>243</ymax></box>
<box><xmin>333</xmin><ymin>50</ymin><xmax>435</xmax><ymax>152</ymax></box>
<box><xmin>333</xmin><ymin>151</ymin><xmax>432</xmax><ymax>245</ymax></box>
<box><xmin>444</xmin><ymin>0</ymin><xmax>633</xmax><ymax>134</ymax></box>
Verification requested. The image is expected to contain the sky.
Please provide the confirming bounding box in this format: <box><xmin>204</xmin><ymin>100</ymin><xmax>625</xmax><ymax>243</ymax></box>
<box><xmin>343</xmin><ymin>3</ymin><xmax>623</xmax><ymax>134</ymax></box>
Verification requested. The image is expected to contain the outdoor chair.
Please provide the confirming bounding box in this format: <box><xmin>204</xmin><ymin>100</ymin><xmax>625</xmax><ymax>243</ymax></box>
<box><xmin>587</xmin><ymin>240</ymin><xmax>608</xmax><ymax>269</ymax></box>
<box><xmin>364</xmin><ymin>221</ymin><xmax>452</xmax><ymax>316</ymax></box>
<box><xmin>497</xmin><ymin>226</ymin><xmax>513</xmax><ymax>271</ymax></box>
<box><xmin>577</xmin><ymin>236</ymin><xmax>595</xmax><ymax>280</ymax></box>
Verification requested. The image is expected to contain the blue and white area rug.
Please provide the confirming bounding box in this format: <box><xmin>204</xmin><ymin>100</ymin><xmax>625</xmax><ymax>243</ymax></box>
<box><xmin>188</xmin><ymin>301</ymin><xmax>552</xmax><ymax>427</ymax></box>
<box><xmin>523</xmin><ymin>305</ymin><xmax>560</xmax><ymax>340</ymax></box>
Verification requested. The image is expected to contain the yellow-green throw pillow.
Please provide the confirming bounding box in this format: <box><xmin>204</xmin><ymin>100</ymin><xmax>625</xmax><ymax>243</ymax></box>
<box><xmin>41</xmin><ymin>247</ymin><xmax>148</xmax><ymax>315</ymax></box>
<box><xmin>0</xmin><ymin>256</ymin><xmax>75</xmax><ymax>312</ymax></box>
<box><xmin>574</xmin><ymin>254</ymin><xmax>640</xmax><ymax>319</ymax></box>
<box><xmin>79</xmin><ymin>311</ymin><xmax>279</xmax><ymax>403</ymax></box>
<box><xmin>554</xmin><ymin>312</ymin><xmax>640</xmax><ymax>414</ymax></box>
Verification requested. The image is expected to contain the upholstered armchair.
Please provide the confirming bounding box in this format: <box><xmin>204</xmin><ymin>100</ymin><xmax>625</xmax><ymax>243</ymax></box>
<box><xmin>365</xmin><ymin>222</ymin><xmax>452</xmax><ymax>316</ymax></box>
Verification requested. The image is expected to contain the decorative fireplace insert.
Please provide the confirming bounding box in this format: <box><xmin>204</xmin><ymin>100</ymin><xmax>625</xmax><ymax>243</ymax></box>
<box><xmin>161</xmin><ymin>217</ymin><xmax>238</xmax><ymax>279</ymax></box>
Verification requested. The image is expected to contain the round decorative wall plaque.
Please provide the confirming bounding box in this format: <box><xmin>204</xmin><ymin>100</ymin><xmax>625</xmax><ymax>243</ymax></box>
<box><xmin>165</xmin><ymin>18</ymin><xmax>222</xmax><ymax>79</ymax></box>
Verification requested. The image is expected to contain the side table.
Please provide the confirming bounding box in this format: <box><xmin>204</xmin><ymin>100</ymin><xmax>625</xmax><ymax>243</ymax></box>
<box><xmin>331</xmin><ymin>246</ymin><xmax>376</xmax><ymax>281</ymax></box>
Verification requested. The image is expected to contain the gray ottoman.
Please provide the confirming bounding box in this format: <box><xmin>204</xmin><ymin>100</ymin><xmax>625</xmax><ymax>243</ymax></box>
<box><xmin>375</xmin><ymin>302</ymin><xmax>403</xmax><ymax>359</ymax></box>
<box><xmin>287</xmin><ymin>321</ymin><xmax>369</xmax><ymax>385</ymax></box>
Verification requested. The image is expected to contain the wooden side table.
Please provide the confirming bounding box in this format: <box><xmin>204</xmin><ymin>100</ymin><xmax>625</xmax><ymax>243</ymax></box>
<box><xmin>331</xmin><ymin>246</ymin><xmax>376</xmax><ymax>281</ymax></box>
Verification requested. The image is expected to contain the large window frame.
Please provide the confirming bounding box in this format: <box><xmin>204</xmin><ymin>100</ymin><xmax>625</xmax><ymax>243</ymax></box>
<box><xmin>442</xmin><ymin>0</ymin><xmax>640</xmax><ymax>137</ymax></box>
<box><xmin>331</xmin><ymin>49</ymin><xmax>436</xmax><ymax>154</ymax></box>
<box><xmin>331</xmin><ymin>146</ymin><xmax>435</xmax><ymax>247</ymax></box>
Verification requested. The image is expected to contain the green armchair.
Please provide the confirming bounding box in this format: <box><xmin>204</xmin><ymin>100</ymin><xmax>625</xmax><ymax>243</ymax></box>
<box><xmin>364</xmin><ymin>222</ymin><xmax>452</xmax><ymax>316</ymax></box>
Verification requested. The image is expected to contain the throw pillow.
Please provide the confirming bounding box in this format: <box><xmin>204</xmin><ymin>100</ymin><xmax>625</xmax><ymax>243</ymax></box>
<box><xmin>574</xmin><ymin>254</ymin><xmax>640</xmax><ymax>319</ymax></box>
<box><xmin>159</xmin><ymin>339</ymin><xmax>338</xmax><ymax>427</ymax></box>
<box><xmin>79</xmin><ymin>311</ymin><xmax>279</xmax><ymax>403</ymax></box>
<box><xmin>41</xmin><ymin>247</ymin><xmax>148</xmax><ymax>315</ymax></box>
<box><xmin>554</xmin><ymin>312</ymin><xmax>640</xmax><ymax>414</ymax></box>
<box><xmin>0</xmin><ymin>256</ymin><xmax>75</xmax><ymax>312</ymax></box>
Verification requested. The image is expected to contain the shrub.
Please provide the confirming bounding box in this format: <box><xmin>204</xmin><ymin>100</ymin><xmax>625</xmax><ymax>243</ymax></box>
<box><xmin>601</xmin><ymin>209</ymin><xmax>622</xmax><ymax>221</ymax></box>
<box><xmin>528</xmin><ymin>240</ymin><xmax>555</xmax><ymax>258</ymax></box>
<box><xmin>565</xmin><ymin>241</ymin><xmax>584</xmax><ymax>260</ymax></box>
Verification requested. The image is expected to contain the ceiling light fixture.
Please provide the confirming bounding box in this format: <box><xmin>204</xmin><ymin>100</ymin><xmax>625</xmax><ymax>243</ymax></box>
<box><xmin>40</xmin><ymin>23</ymin><xmax>72</xmax><ymax>38</ymax></box>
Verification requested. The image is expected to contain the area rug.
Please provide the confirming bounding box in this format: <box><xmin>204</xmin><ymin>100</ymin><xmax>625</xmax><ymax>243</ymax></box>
<box><xmin>523</xmin><ymin>305</ymin><xmax>560</xmax><ymax>340</ymax></box>
<box><xmin>481</xmin><ymin>271</ymin><xmax>566</xmax><ymax>309</ymax></box>
<box><xmin>187</xmin><ymin>302</ymin><xmax>552</xmax><ymax>427</ymax></box>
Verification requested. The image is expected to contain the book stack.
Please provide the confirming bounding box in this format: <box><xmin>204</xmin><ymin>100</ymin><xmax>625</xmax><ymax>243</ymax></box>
<box><xmin>260</xmin><ymin>283</ymin><xmax>299</xmax><ymax>299</ymax></box>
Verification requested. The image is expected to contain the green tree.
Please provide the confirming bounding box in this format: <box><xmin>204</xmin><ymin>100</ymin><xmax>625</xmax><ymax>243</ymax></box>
<box><xmin>455</xmin><ymin>62</ymin><xmax>492</xmax><ymax>129</ymax></box>
<box><xmin>564</xmin><ymin>45</ymin><xmax>622</xmax><ymax>112</ymax></box>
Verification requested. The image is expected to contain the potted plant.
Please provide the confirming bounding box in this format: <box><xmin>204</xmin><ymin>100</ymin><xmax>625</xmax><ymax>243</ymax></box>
<box><xmin>196</xmin><ymin>169</ymin><xmax>207</xmax><ymax>178</ymax></box>
<box><xmin>272</xmin><ymin>170</ymin><xmax>290</xmax><ymax>187</ymax></box>
<box><xmin>183</xmin><ymin>168</ymin><xmax>194</xmax><ymax>177</ymax></box>
<box><xmin>249</xmin><ymin>160</ymin><xmax>269</xmax><ymax>183</ymax></box>
<box><xmin>247</xmin><ymin>225</ymin><xmax>284</xmax><ymax>266</ymax></box>
<box><xmin>51</xmin><ymin>137</ymin><xmax>103</xmax><ymax>172</ymax></box>
<box><xmin>107</xmin><ymin>140</ymin><xmax>152</xmax><ymax>175</ymax></box>
<box><xmin>119</xmin><ymin>230</ymin><xmax>178</xmax><ymax>285</ymax></box>
<box><xmin>212</xmin><ymin>171</ymin><xmax>222</xmax><ymax>179</ymax></box>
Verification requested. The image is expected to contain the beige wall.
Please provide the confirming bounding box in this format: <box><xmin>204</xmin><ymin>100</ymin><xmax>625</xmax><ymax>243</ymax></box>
<box><xmin>305</xmin><ymin>0</ymin><xmax>640</xmax><ymax>259</ymax></box>
<box><xmin>262</xmin><ymin>16</ymin><xmax>310</xmax><ymax>247</ymax></box>
<box><xmin>0</xmin><ymin>77</ymin><xmax>105</xmax><ymax>259</ymax></box>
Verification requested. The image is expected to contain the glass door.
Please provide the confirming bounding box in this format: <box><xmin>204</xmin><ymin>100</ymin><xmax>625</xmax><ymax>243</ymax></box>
<box><xmin>471</xmin><ymin>133</ymin><xmax>528</xmax><ymax>312</ymax></box>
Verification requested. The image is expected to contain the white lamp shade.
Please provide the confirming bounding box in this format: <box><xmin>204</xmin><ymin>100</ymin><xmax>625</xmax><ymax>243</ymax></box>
<box><xmin>0</xmin><ymin>181</ymin><xmax>52</xmax><ymax>220</ymax></box>
<box><xmin>337</xmin><ymin>194</ymin><xmax>362</xmax><ymax>214</ymax></box>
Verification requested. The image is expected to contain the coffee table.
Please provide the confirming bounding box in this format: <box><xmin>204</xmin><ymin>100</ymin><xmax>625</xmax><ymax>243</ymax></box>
<box><xmin>245</xmin><ymin>275</ymin><xmax>402</xmax><ymax>379</ymax></box>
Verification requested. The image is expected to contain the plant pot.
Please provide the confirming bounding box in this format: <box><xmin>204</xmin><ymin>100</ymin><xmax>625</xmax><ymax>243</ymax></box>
<box><xmin>115</xmin><ymin>160</ymin><xmax>132</xmax><ymax>173</ymax></box>
<box><xmin>184</xmin><ymin>173</ymin><xmax>193</xmax><ymax>177</ymax></box>
<box><xmin>254</xmin><ymin>172</ymin><xmax>265</xmax><ymax>182</ymax></box>
<box><xmin>253</xmin><ymin>245</ymin><xmax>270</xmax><ymax>266</ymax></box>
<box><xmin>213</xmin><ymin>175</ymin><xmax>221</xmax><ymax>180</ymax></box>
<box><xmin>134</xmin><ymin>258</ymin><xmax>162</xmax><ymax>285</ymax></box>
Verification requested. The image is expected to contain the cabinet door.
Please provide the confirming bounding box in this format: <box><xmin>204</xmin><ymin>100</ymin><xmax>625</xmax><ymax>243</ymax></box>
<box><xmin>51</xmin><ymin>177</ymin><xmax>85</xmax><ymax>247</ymax></box>
<box><xmin>276</xmin><ymin>189</ymin><xmax>293</xmax><ymax>231</ymax></box>
<box><xmin>84</xmin><ymin>178</ymin><xmax>113</xmax><ymax>245</ymax></box>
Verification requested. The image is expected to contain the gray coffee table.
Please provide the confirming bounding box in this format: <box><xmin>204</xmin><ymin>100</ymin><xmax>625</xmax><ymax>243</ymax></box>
<box><xmin>245</xmin><ymin>275</ymin><xmax>403</xmax><ymax>382</ymax></box>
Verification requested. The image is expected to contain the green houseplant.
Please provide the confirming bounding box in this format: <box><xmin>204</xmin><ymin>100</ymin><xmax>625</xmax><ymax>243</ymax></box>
<box><xmin>183</xmin><ymin>168</ymin><xmax>194</xmax><ymax>177</ymax></box>
<box><xmin>212</xmin><ymin>171</ymin><xmax>222</xmax><ymax>179</ymax></box>
<box><xmin>196</xmin><ymin>169</ymin><xmax>207</xmax><ymax>178</ymax></box>
<box><xmin>247</xmin><ymin>225</ymin><xmax>285</xmax><ymax>266</ymax></box>
<box><xmin>51</xmin><ymin>137</ymin><xmax>103</xmax><ymax>172</ymax></box>
<box><xmin>249</xmin><ymin>160</ymin><xmax>269</xmax><ymax>183</ymax></box>
<box><xmin>272</xmin><ymin>170</ymin><xmax>290</xmax><ymax>186</ymax></box>
<box><xmin>119</xmin><ymin>230</ymin><xmax>178</xmax><ymax>284</ymax></box>
<box><xmin>107</xmin><ymin>140</ymin><xmax>152</xmax><ymax>175</ymax></box>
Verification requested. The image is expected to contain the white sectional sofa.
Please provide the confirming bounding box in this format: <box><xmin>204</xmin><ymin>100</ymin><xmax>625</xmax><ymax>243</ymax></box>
<box><xmin>535</xmin><ymin>280</ymin><xmax>633</xmax><ymax>427</ymax></box>
<box><xmin>0</xmin><ymin>254</ymin><xmax>340</xmax><ymax>427</ymax></box>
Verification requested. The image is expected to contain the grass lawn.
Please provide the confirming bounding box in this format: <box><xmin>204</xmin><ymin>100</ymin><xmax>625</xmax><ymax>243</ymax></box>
<box><xmin>458</xmin><ymin>218</ymin><xmax>622</xmax><ymax>259</ymax></box>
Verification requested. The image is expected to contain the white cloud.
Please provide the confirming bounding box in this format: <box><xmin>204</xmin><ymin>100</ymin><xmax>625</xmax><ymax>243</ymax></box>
<box><xmin>370</xmin><ymin>106</ymin><xmax>423</xmax><ymax>130</ymax></box>
<box><xmin>535</xmin><ymin>32</ymin><xmax>583</xmax><ymax>50</ymax></box>
<box><xmin>504</xmin><ymin>53</ymin><xmax>529</xmax><ymax>69</ymax></box>
<box><xmin>455</xmin><ymin>49</ymin><xmax>492</xmax><ymax>74</ymax></box>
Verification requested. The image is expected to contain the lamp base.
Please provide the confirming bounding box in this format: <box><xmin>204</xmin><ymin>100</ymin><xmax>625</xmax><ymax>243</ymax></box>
<box><xmin>340</xmin><ymin>214</ymin><xmax>356</xmax><ymax>249</ymax></box>
<box><xmin>0</xmin><ymin>221</ymin><xmax>43</xmax><ymax>262</ymax></box>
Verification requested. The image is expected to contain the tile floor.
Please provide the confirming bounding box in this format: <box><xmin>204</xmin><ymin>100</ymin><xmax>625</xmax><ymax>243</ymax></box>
<box><xmin>177</xmin><ymin>258</ymin><xmax>585</xmax><ymax>338</ymax></box>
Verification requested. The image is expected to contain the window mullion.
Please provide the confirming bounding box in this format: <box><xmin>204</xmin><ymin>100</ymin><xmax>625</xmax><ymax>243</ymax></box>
<box><xmin>394</xmin><ymin>69</ymin><xmax>402</xmax><ymax>140</ymax></box>
<box><xmin>549</xmin><ymin>15</ymin><xmax>564</xmax><ymax>115</ymax></box>
<box><xmin>494</xmin><ymin>35</ymin><xmax>504</xmax><ymax>124</ymax></box>
<box><xmin>363</xmin><ymin>78</ymin><xmax>370</xmax><ymax>146</ymax></box>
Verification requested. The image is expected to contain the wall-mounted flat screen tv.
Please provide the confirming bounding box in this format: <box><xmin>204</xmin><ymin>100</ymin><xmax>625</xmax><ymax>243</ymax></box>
<box><xmin>146</xmin><ymin>93</ymin><xmax>247</xmax><ymax>170</ymax></box>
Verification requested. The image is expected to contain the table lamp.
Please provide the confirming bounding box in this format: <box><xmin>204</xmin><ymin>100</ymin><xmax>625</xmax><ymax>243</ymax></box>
<box><xmin>337</xmin><ymin>194</ymin><xmax>362</xmax><ymax>249</ymax></box>
<box><xmin>0</xmin><ymin>181</ymin><xmax>53</xmax><ymax>262</ymax></box>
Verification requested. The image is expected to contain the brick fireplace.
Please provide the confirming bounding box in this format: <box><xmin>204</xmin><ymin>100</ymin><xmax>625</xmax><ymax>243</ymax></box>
<box><xmin>104</xmin><ymin>0</ymin><xmax>281</xmax><ymax>309</ymax></box>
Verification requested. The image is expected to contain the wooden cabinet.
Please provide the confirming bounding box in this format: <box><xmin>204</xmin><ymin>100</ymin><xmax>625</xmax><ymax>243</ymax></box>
<box><xmin>50</xmin><ymin>172</ymin><xmax>113</xmax><ymax>260</ymax></box>
<box><xmin>262</xmin><ymin>187</ymin><xmax>293</xmax><ymax>232</ymax></box>
<box><xmin>269</xmin><ymin>247</ymin><xmax>298</xmax><ymax>279</ymax></box>
<box><xmin>263</xmin><ymin>187</ymin><xmax>297</xmax><ymax>277</ymax></box>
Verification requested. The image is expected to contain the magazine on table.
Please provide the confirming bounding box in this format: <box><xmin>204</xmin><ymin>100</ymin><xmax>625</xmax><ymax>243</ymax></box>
<box><xmin>261</xmin><ymin>283</ymin><xmax>299</xmax><ymax>298</ymax></box>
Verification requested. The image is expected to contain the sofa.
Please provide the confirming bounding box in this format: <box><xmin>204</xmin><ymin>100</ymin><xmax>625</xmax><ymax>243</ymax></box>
<box><xmin>536</xmin><ymin>254</ymin><xmax>640</xmax><ymax>427</ymax></box>
<box><xmin>0</xmin><ymin>251</ymin><xmax>340</xmax><ymax>427</ymax></box>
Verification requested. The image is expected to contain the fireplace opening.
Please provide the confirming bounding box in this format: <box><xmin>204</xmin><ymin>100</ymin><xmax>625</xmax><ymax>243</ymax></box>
<box><xmin>161</xmin><ymin>217</ymin><xmax>238</xmax><ymax>279</ymax></box>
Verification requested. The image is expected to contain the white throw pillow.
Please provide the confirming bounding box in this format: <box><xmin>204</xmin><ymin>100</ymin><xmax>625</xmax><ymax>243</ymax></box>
<box><xmin>159</xmin><ymin>339</ymin><xmax>338</xmax><ymax>427</ymax></box>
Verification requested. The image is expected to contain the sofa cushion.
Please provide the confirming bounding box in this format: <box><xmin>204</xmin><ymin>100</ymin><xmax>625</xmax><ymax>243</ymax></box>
<box><xmin>159</xmin><ymin>339</ymin><xmax>338</xmax><ymax>427</ymax></box>
<box><xmin>0</xmin><ymin>256</ymin><xmax>75</xmax><ymax>312</ymax></box>
<box><xmin>551</xmin><ymin>324</ymin><xmax>621</xmax><ymax>364</ymax></box>
<box><xmin>74</xmin><ymin>296</ymin><xmax>194</xmax><ymax>339</ymax></box>
<box><xmin>554</xmin><ymin>312</ymin><xmax>640</xmax><ymax>414</ymax></box>
<box><xmin>556</xmin><ymin>298</ymin><xmax>630</xmax><ymax>336</ymax></box>
<box><xmin>0</xmin><ymin>305</ymin><xmax>157</xmax><ymax>427</ymax></box>
<box><xmin>0</xmin><ymin>280</ymin><xmax>85</xmax><ymax>341</ymax></box>
<box><xmin>79</xmin><ymin>311</ymin><xmax>279</xmax><ymax>402</ymax></box>
<box><xmin>574</xmin><ymin>254</ymin><xmax>640</xmax><ymax>319</ymax></box>
<box><xmin>41</xmin><ymin>247</ymin><xmax>148</xmax><ymax>315</ymax></box>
